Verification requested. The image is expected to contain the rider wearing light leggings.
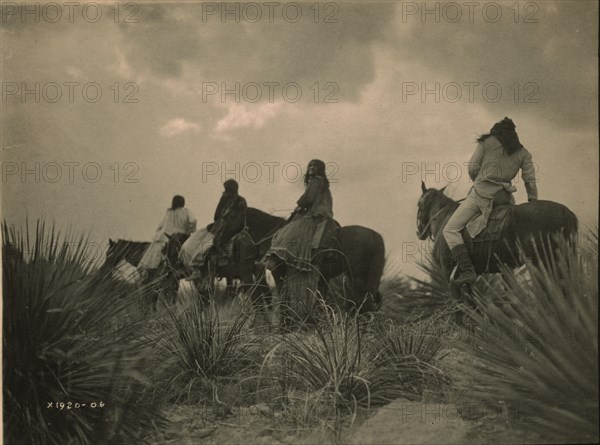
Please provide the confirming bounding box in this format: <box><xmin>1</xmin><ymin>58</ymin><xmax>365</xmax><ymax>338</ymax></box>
<box><xmin>443</xmin><ymin>117</ymin><xmax>538</xmax><ymax>285</ymax></box>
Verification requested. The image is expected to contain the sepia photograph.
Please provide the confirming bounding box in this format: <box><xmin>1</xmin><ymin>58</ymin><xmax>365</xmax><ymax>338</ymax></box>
<box><xmin>1</xmin><ymin>1</ymin><xmax>598</xmax><ymax>444</ymax></box>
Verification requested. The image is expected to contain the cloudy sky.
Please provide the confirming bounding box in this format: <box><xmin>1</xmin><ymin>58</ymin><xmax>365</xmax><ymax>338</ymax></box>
<box><xmin>1</xmin><ymin>1</ymin><xmax>598</xmax><ymax>277</ymax></box>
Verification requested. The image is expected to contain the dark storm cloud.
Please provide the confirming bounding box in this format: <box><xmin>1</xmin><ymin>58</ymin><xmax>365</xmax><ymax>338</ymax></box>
<box><xmin>116</xmin><ymin>2</ymin><xmax>397</xmax><ymax>101</ymax></box>
<box><xmin>386</xmin><ymin>1</ymin><xmax>598</xmax><ymax>128</ymax></box>
<box><xmin>1</xmin><ymin>1</ymin><xmax>597</xmax><ymax>278</ymax></box>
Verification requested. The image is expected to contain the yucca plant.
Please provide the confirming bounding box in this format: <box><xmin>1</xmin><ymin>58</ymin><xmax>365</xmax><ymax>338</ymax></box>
<box><xmin>260</xmin><ymin>303</ymin><xmax>448</xmax><ymax>423</ymax></box>
<box><xmin>157</xmin><ymin>291</ymin><xmax>258</xmax><ymax>403</ymax></box>
<box><xmin>374</xmin><ymin>255</ymin><xmax>421</xmax><ymax>324</ymax></box>
<box><xmin>374</xmin><ymin>315</ymin><xmax>450</xmax><ymax>399</ymax></box>
<box><xmin>454</xmin><ymin>231</ymin><xmax>598</xmax><ymax>442</ymax></box>
<box><xmin>2</xmin><ymin>220</ymin><xmax>163</xmax><ymax>445</ymax></box>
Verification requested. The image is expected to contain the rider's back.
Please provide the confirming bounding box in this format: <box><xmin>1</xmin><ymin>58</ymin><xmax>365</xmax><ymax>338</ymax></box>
<box><xmin>472</xmin><ymin>135</ymin><xmax>535</xmax><ymax>200</ymax></box>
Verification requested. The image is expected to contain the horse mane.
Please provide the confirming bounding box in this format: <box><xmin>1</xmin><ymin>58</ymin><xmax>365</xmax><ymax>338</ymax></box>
<box><xmin>438</xmin><ymin>191</ymin><xmax>460</xmax><ymax>211</ymax></box>
<box><xmin>420</xmin><ymin>189</ymin><xmax>461</xmax><ymax>238</ymax></box>
<box><xmin>247</xmin><ymin>207</ymin><xmax>286</xmax><ymax>224</ymax></box>
<box><xmin>246</xmin><ymin>207</ymin><xmax>286</xmax><ymax>243</ymax></box>
<box><xmin>111</xmin><ymin>239</ymin><xmax>150</xmax><ymax>254</ymax></box>
<box><xmin>105</xmin><ymin>239</ymin><xmax>150</xmax><ymax>268</ymax></box>
<box><xmin>422</xmin><ymin>188</ymin><xmax>459</xmax><ymax>211</ymax></box>
<box><xmin>112</xmin><ymin>239</ymin><xmax>150</xmax><ymax>246</ymax></box>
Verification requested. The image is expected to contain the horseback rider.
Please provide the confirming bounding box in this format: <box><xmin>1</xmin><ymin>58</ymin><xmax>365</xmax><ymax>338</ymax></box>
<box><xmin>211</xmin><ymin>179</ymin><xmax>248</xmax><ymax>249</ymax></box>
<box><xmin>214</xmin><ymin>179</ymin><xmax>246</xmax><ymax>227</ymax></box>
<box><xmin>179</xmin><ymin>180</ymin><xmax>248</xmax><ymax>277</ymax></box>
<box><xmin>265</xmin><ymin>159</ymin><xmax>334</xmax><ymax>272</ymax></box>
<box><xmin>138</xmin><ymin>195</ymin><xmax>197</xmax><ymax>277</ymax></box>
<box><xmin>443</xmin><ymin>117</ymin><xmax>538</xmax><ymax>285</ymax></box>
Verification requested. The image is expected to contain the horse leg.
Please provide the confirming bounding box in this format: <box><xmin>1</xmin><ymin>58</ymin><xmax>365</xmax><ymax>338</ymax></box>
<box><xmin>203</xmin><ymin>259</ymin><xmax>217</xmax><ymax>302</ymax></box>
<box><xmin>245</xmin><ymin>267</ymin><xmax>273</xmax><ymax>329</ymax></box>
<box><xmin>170</xmin><ymin>271</ymin><xmax>180</xmax><ymax>306</ymax></box>
<box><xmin>147</xmin><ymin>269</ymin><xmax>160</xmax><ymax>313</ymax></box>
<box><xmin>266</xmin><ymin>257</ymin><xmax>289</xmax><ymax>330</ymax></box>
<box><xmin>223</xmin><ymin>276</ymin><xmax>234</xmax><ymax>299</ymax></box>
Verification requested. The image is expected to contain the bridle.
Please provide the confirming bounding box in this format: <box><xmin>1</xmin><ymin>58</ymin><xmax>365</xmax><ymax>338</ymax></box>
<box><xmin>417</xmin><ymin>192</ymin><xmax>463</xmax><ymax>241</ymax></box>
<box><xmin>239</xmin><ymin>221</ymin><xmax>282</xmax><ymax>250</ymax></box>
<box><xmin>417</xmin><ymin>205</ymin><xmax>446</xmax><ymax>241</ymax></box>
<box><xmin>223</xmin><ymin>208</ymin><xmax>282</xmax><ymax>256</ymax></box>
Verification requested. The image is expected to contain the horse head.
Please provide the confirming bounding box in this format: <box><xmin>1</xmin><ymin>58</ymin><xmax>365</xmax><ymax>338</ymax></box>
<box><xmin>104</xmin><ymin>239</ymin><xmax>150</xmax><ymax>269</ymax></box>
<box><xmin>104</xmin><ymin>238</ymin><xmax>122</xmax><ymax>268</ymax></box>
<box><xmin>416</xmin><ymin>181</ymin><xmax>449</xmax><ymax>240</ymax></box>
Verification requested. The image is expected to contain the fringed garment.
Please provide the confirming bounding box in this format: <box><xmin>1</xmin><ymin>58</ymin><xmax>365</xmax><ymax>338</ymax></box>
<box><xmin>267</xmin><ymin>175</ymin><xmax>334</xmax><ymax>320</ymax></box>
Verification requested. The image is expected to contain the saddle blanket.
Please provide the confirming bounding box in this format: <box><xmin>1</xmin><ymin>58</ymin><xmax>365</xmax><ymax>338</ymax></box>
<box><xmin>463</xmin><ymin>203</ymin><xmax>513</xmax><ymax>243</ymax></box>
<box><xmin>179</xmin><ymin>227</ymin><xmax>214</xmax><ymax>268</ymax></box>
<box><xmin>138</xmin><ymin>238</ymin><xmax>165</xmax><ymax>270</ymax></box>
<box><xmin>461</xmin><ymin>204</ymin><xmax>514</xmax><ymax>272</ymax></box>
<box><xmin>313</xmin><ymin>218</ymin><xmax>333</xmax><ymax>249</ymax></box>
<box><xmin>113</xmin><ymin>260</ymin><xmax>144</xmax><ymax>284</ymax></box>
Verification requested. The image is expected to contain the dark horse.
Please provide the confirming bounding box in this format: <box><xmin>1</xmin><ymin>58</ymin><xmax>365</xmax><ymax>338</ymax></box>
<box><xmin>212</xmin><ymin>206</ymin><xmax>386</xmax><ymax>315</ymax></box>
<box><xmin>101</xmin><ymin>237</ymin><xmax>185</xmax><ymax>309</ymax></box>
<box><xmin>192</xmin><ymin>209</ymin><xmax>287</xmax><ymax>305</ymax></box>
<box><xmin>102</xmin><ymin>239</ymin><xmax>150</xmax><ymax>270</ymax></box>
<box><xmin>416</xmin><ymin>181</ymin><xmax>578</xmax><ymax>288</ymax></box>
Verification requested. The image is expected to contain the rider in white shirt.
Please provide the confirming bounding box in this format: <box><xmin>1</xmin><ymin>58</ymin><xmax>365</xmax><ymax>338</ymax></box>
<box><xmin>138</xmin><ymin>195</ymin><xmax>196</xmax><ymax>274</ymax></box>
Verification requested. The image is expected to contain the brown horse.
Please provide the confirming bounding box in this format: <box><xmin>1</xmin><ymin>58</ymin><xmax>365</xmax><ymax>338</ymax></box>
<box><xmin>416</xmin><ymin>181</ymin><xmax>578</xmax><ymax>287</ymax></box>
<box><xmin>212</xmin><ymin>206</ymin><xmax>386</xmax><ymax>318</ymax></box>
<box><xmin>102</xmin><ymin>237</ymin><xmax>187</xmax><ymax>310</ymax></box>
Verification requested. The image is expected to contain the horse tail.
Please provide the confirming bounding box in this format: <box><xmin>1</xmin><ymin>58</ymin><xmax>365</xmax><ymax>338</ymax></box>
<box><xmin>366</xmin><ymin>231</ymin><xmax>386</xmax><ymax>310</ymax></box>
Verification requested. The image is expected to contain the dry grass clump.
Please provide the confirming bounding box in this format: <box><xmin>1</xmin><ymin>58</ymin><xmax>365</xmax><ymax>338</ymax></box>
<box><xmin>453</xmin><ymin>232</ymin><xmax>598</xmax><ymax>443</ymax></box>
<box><xmin>257</xmin><ymin>302</ymin><xmax>448</xmax><ymax>440</ymax></box>
<box><xmin>3</xmin><ymin>220</ymin><xmax>162</xmax><ymax>445</ymax></box>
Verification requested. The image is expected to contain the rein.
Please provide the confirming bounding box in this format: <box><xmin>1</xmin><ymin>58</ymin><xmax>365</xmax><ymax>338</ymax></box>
<box><xmin>236</xmin><ymin>215</ymin><xmax>285</xmax><ymax>249</ymax></box>
<box><xmin>245</xmin><ymin>223</ymin><xmax>283</xmax><ymax>247</ymax></box>
<box><xmin>418</xmin><ymin>193</ymin><xmax>465</xmax><ymax>240</ymax></box>
<box><xmin>417</xmin><ymin>206</ymin><xmax>448</xmax><ymax>241</ymax></box>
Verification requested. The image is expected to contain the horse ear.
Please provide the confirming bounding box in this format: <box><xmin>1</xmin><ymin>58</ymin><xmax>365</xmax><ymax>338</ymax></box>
<box><xmin>109</xmin><ymin>238</ymin><xmax>114</xmax><ymax>246</ymax></box>
<box><xmin>440</xmin><ymin>185</ymin><xmax>448</xmax><ymax>194</ymax></box>
<box><xmin>421</xmin><ymin>181</ymin><xmax>427</xmax><ymax>194</ymax></box>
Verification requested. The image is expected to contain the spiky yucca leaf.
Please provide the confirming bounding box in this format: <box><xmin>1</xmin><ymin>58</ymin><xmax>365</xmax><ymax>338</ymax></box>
<box><xmin>374</xmin><ymin>255</ymin><xmax>464</xmax><ymax>325</ymax></box>
<box><xmin>375</xmin><ymin>255</ymin><xmax>422</xmax><ymax>323</ymax></box>
<box><xmin>374</xmin><ymin>315</ymin><xmax>450</xmax><ymax>397</ymax></box>
<box><xmin>261</xmin><ymin>303</ymin><xmax>447</xmax><ymax>418</ymax></box>
<box><xmin>454</xmin><ymin>235</ymin><xmax>598</xmax><ymax>442</ymax></box>
<box><xmin>158</xmin><ymin>292</ymin><xmax>257</xmax><ymax>402</ymax></box>
<box><xmin>3</xmin><ymin>220</ymin><xmax>162</xmax><ymax>445</ymax></box>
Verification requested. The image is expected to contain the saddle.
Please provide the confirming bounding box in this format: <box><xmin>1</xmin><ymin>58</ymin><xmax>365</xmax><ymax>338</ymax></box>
<box><xmin>461</xmin><ymin>203</ymin><xmax>514</xmax><ymax>272</ymax></box>
<box><xmin>171</xmin><ymin>232</ymin><xmax>190</xmax><ymax>246</ymax></box>
<box><xmin>213</xmin><ymin>229</ymin><xmax>258</xmax><ymax>268</ymax></box>
<box><xmin>229</xmin><ymin>229</ymin><xmax>258</xmax><ymax>263</ymax></box>
<box><xmin>463</xmin><ymin>204</ymin><xmax>513</xmax><ymax>243</ymax></box>
<box><xmin>313</xmin><ymin>218</ymin><xmax>340</xmax><ymax>249</ymax></box>
<box><xmin>165</xmin><ymin>233</ymin><xmax>190</xmax><ymax>266</ymax></box>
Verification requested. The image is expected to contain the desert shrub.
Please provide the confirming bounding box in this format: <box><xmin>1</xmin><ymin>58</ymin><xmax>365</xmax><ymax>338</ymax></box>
<box><xmin>3</xmin><ymin>220</ymin><xmax>162</xmax><ymax>445</ymax></box>
<box><xmin>157</xmin><ymin>292</ymin><xmax>258</xmax><ymax>403</ymax></box>
<box><xmin>453</xmin><ymin>233</ymin><xmax>598</xmax><ymax>442</ymax></box>
<box><xmin>259</xmin><ymin>303</ymin><xmax>448</xmax><ymax>439</ymax></box>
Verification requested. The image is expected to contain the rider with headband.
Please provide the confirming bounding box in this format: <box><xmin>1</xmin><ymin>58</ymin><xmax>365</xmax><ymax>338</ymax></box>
<box><xmin>443</xmin><ymin>117</ymin><xmax>538</xmax><ymax>285</ymax></box>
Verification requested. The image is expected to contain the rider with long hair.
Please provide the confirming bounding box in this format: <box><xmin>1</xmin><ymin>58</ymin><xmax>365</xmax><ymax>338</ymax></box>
<box><xmin>138</xmin><ymin>195</ymin><xmax>197</xmax><ymax>274</ymax></box>
<box><xmin>443</xmin><ymin>117</ymin><xmax>538</xmax><ymax>285</ymax></box>
<box><xmin>266</xmin><ymin>159</ymin><xmax>334</xmax><ymax>272</ymax></box>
